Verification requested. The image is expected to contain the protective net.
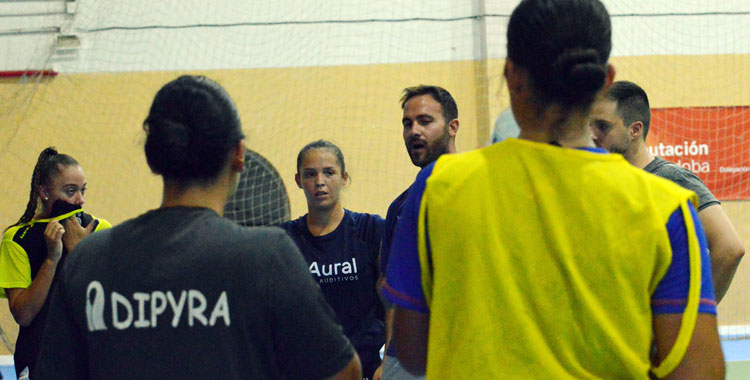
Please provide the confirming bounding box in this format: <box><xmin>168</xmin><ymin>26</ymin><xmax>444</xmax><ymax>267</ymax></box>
<box><xmin>224</xmin><ymin>148</ymin><xmax>290</xmax><ymax>227</ymax></box>
<box><xmin>0</xmin><ymin>0</ymin><xmax>748</xmax><ymax>353</ymax></box>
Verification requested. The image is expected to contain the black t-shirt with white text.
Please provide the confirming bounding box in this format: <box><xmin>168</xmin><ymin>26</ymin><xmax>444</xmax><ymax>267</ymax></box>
<box><xmin>36</xmin><ymin>207</ymin><xmax>354</xmax><ymax>380</ymax></box>
<box><xmin>281</xmin><ymin>210</ymin><xmax>385</xmax><ymax>377</ymax></box>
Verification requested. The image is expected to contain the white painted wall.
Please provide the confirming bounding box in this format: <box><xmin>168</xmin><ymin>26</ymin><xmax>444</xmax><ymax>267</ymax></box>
<box><xmin>0</xmin><ymin>0</ymin><xmax>748</xmax><ymax>72</ymax></box>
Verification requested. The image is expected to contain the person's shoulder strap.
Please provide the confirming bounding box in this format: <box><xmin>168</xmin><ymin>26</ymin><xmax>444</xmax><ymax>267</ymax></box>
<box><xmin>2</xmin><ymin>225</ymin><xmax>23</xmax><ymax>241</ymax></box>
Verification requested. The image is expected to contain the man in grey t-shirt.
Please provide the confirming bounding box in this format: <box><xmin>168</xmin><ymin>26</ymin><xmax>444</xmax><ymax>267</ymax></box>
<box><xmin>590</xmin><ymin>80</ymin><xmax>744</xmax><ymax>302</ymax></box>
<box><xmin>643</xmin><ymin>156</ymin><xmax>719</xmax><ymax>211</ymax></box>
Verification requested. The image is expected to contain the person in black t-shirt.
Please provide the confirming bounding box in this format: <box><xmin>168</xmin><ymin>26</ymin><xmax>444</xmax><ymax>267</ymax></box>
<box><xmin>35</xmin><ymin>76</ymin><xmax>361</xmax><ymax>380</ymax></box>
<box><xmin>281</xmin><ymin>140</ymin><xmax>385</xmax><ymax>380</ymax></box>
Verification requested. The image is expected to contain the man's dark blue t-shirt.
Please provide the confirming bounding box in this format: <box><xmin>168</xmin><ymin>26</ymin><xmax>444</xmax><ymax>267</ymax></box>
<box><xmin>380</xmin><ymin>187</ymin><xmax>411</xmax><ymax>277</ymax></box>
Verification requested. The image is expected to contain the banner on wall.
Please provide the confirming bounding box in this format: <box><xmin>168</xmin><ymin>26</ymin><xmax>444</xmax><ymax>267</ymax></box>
<box><xmin>647</xmin><ymin>107</ymin><xmax>750</xmax><ymax>200</ymax></box>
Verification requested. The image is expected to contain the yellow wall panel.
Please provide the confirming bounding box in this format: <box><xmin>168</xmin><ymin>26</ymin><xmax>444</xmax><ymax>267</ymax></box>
<box><xmin>1</xmin><ymin>54</ymin><xmax>748</xmax><ymax>329</ymax></box>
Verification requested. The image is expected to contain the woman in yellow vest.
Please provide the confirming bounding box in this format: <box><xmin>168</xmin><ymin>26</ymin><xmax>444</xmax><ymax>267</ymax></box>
<box><xmin>382</xmin><ymin>0</ymin><xmax>724</xmax><ymax>379</ymax></box>
<box><xmin>0</xmin><ymin>147</ymin><xmax>111</xmax><ymax>378</ymax></box>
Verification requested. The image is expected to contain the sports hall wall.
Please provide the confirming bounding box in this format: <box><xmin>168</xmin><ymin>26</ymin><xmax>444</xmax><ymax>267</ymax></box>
<box><xmin>1</xmin><ymin>0</ymin><xmax>749</xmax><ymax>345</ymax></box>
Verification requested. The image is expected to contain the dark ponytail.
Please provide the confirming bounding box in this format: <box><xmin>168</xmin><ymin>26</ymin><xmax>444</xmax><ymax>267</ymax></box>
<box><xmin>8</xmin><ymin>147</ymin><xmax>79</xmax><ymax>229</ymax></box>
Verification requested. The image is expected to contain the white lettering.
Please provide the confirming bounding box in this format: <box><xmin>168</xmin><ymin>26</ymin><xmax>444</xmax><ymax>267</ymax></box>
<box><xmin>84</xmin><ymin>284</ymin><xmax>232</xmax><ymax>331</ymax></box>
<box><xmin>720</xmin><ymin>166</ymin><xmax>750</xmax><ymax>173</ymax></box>
<box><xmin>322</xmin><ymin>264</ymin><xmax>333</xmax><ymax>276</ymax></box>
<box><xmin>167</xmin><ymin>291</ymin><xmax>187</xmax><ymax>328</ymax></box>
<box><xmin>699</xmin><ymin>143</ymin><xmax>709</xmax><ymax>156</ymax></box>
<box><xmin>664</xmin><ymin>145</ymin><xmax>674</xmax><ymax>157</ymax></box>
<box><xmin>188</xmin><ymin>290</ymin><xmax>208</xmax><ymax>327</ymax></box>
<box><xmin>309</xmin><ymin>262</ymin><xmax>320</xmax><ymax>276</ymax></box>
<box><xmin>133</xmin><ymin>292</ymin><xmax>151</xmax><ymax>328</ymax></box>
<box><xmin>209</xmin><ymin>291</ymin><xmax>231</xmax><ymax>326</ymax></box>
<box><xmin>86</xmin><ymin>281</ymin><xmax>107</xmax><ymax>332</ymax></box>
<box><xmin>342</xmin><ymin>261</ymin><xmax>352</xmax><ymax>274</ymax></box>
<box><xmin>675</xmin><ymin>159</ymin><xmax>710</xmax><ymax>173</ymax></box>
<box><xmin>112</xmin><ymin>292</ymin><xmax>133</xmax><ymax>330</ymax></box>
<box><xmin>320</xmin><ymin>275</ymin><xmax>359</xmax><ymax>283</ymax></box>
<box><xmin>650</xmin><ymin>141</ymin><xmax>709</xmax><ymax>158</ymax></box>
<box><xmin>151</xmin><ymin>291</ymin><xmax>168</xmax><ymax>327</ymax></box>
<box><xmin>311</xmin><ymin>258</ymin><xmax>359</xmax><ymax>277</ymax></box>
<box><xmin>688</xmin><ymin>141</ymin><xmax>699</xmax><ymax>156</ymax></box>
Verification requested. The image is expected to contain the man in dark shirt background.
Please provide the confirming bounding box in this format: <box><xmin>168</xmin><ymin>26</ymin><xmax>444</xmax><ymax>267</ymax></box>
<box><xmin>377</xmin><ymin>85</ymin><xmax>459</xmax><ymax>380</ymax></box>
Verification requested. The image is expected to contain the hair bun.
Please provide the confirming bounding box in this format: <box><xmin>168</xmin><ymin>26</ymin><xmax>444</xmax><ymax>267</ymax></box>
<box><xmin>552</xmin><ymin>49</ymin><xmax>606</xmax><ymax>94</ymax></box>
<box><xmin>38</xmin><ymin>146</ymin><xmax>58</xmax><ymax>161</ymax></box>
<box><xmin>143</xmin><ymin>75</ymin><xmax>243</xmax><ymax>182</ymax></box>
<box><xmin>144</xmin><ymin>117</ymin><xmax>192</xmax><ymax>176</ymax></box>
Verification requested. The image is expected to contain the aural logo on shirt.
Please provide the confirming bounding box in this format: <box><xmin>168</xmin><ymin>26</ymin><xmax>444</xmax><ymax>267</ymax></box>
<box><xmin>308</xmin><ymin>258</ymin><xmax>358</xmax><ymax>284</ymax></box>
<box><xmin>85</xmin><ymin>281</ymin><xmax>230</xmax><ymax>332</ymax></box>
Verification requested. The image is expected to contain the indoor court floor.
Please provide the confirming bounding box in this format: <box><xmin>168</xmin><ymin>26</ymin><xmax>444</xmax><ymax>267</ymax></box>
<box><xmin>0</xmin><ymin>340</ymin><xmax>746</xmax><ymax>379</ymax></box>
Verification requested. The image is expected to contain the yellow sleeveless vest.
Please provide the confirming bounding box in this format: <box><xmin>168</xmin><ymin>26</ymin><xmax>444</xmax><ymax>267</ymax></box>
<box><xmin>417</xmin><ymin>139</ymin><xmax>700</xmax><ymax>379</ymax></box>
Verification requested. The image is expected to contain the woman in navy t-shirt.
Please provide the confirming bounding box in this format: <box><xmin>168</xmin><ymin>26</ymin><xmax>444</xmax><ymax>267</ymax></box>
<box><xmin>280</xmin><ymin>140</ymin><xmax>385</xmax><ymax>379</ymax></box>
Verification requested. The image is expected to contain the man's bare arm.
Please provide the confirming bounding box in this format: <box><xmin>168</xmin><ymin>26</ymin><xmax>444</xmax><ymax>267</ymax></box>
<box><xmin>652</xmin><ymin>313</ymin><xmax>724</xmax><ymax>380</ymax></box>
<box><xmin>393</xmin><ymin>307</ymin><xmax>429</xmax><ymax>376</ymax></box>
<box><xmin>698</xmin><ymin>204</ymin><xmax>745</xmax><ymax>302</ymax></box>
<box><xmin>327</xmin><ymin>354</ymin><xmax>362</xmax><ymax>380</ymax></box>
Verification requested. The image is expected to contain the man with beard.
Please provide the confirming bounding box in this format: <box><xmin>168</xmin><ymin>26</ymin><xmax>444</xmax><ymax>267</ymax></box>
<box><xmin>376</xmin><ymin>85</ymin><xmax>458</xmax><ymax>380</ymax></box>
<box><xmin>590</xmin><ymin>80</ymin><xmax>744</xmax><ymax>303</ymax></box>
